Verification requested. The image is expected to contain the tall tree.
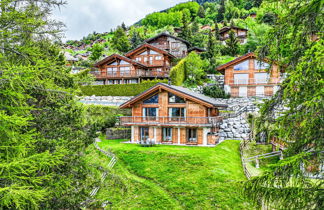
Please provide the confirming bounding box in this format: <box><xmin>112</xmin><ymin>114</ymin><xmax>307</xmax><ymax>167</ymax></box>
<box><xmin>206</xmin><ymin>29</ymin><xmax>216</xmax><ymax>59</ymax></box>
<box><xmin>89</xmin><ymin>43</ymin><xmax>104</xmax><ymax>61</ymax></box>
<box><xmin>244</xmin><ymin>0</ymin><xmax>324</xmax><ymax>209</ymax></box>
<box><xmin>216</xmin><ymin>0</ymin><xmax>225</xmax><ymax>22</ymax></box>
<box><xmin>130</xmin><ymin>31</ymin><xmax>143</xmax><ymax>48</ymax></box>
<box><xmin>0</xmin><ymin>0</ymin><xmax>95</xmax><ymax>209</ymax></box>
<box><xmin>224</xmin><ymin>31</ymin><xmax>239</xmax><ymax>56</ymax></box>
<box><xmin>112</xmin><ymin>26</ymin><xmax>131</xmax><ymax>53</ymax></box>
<box><xmin>121</xmin><ymin>22</ymin><xmax>127</xmax><ymax>31</ymax></box>
<box><xmin>215</xmin><ymin>22</ymin><xmax>221</xmax><ymax>41</ymax></box>
<box><xmin>179</xmin><ymin>9</ymin><xmax>192</xmax><ymax>41</ymax></box>
<box><xmin>197</xmin><ymin>5</ymin><xmax>205</xmax><ymax>18</ymax></box>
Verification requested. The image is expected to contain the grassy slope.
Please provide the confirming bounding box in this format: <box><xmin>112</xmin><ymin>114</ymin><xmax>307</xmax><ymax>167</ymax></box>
<box><xmin>86</xmin><ymin>140</ymin><xmax>255</xmax><ymax>209</ymax></box>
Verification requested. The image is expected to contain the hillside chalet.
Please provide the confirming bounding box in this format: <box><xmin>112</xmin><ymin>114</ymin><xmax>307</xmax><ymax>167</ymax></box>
<box><xmin>216</xmin><ymin>52</ymin><xmax>283</xmax><ymax>97</ymax></box>
<box><xmin>119</xmin><ymin>83</ymin><xmax>227</xmax><ymax>146</ymax></box>
<box><xmin>215</xmin><ymin>26</ymin><xmax>248</xmax><ymax>44</ymax></box>
<box><xmin>91</xmin><ymin>32</ymin><xmax>193</xmax><ymax>85</ymax></box>
<box><xmin>145</xmin><ymin>32</ymin><xmax>191</xmax><ymax>58</ymax></box>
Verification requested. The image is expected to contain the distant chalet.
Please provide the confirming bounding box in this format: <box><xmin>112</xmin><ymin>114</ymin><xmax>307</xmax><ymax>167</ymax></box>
<box><xmin>91</xmin><ymin>32</ymin><xmax>199</xmax><ymax>85</ymax></box>
<box><xmin>214</xmin><ymin>26</ymin><xmax>248</xmax><ymax>44</ymax></box>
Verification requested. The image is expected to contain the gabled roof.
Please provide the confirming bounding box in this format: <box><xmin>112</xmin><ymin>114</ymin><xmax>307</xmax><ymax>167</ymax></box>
<box><xmin>125</xmin><ymin>43</ymin><xmax>176</xmax><ymax>58</ymax></box>
<box><xmin>145</xmin><ymin>32</ymin><xmax>191</xmax><ymax>47</ymax></box>
<box><xmin>120</xmin><ymin>83</ymin><xmax>228</xmax><ymax>109</ymax></box>
<box><xmin>216</xmin><ymin>52</ymin><xmax>255</xmax><ymax>71</ymax></box>
<box><xmin>94</xmin><ymin>54</ymin><xmax>147</xmax><ymax>68</ymax></box>
<box><xmin>218</xmin><ymin>26</ymin><xmax>248</xmax><ymax>34</ymax></box>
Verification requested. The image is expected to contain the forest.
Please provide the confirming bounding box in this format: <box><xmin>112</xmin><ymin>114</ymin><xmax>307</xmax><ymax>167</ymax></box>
<box><xmin>0</xmin><ymin>0</ymin><xmax>323</xmax><ymax>209</ymax></box>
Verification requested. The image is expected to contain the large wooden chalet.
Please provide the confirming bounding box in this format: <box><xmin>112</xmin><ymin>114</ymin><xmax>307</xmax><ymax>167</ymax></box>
<box><xmin>216</xmin><ymin>52</ymin><xmax>283</xmax><ymax>97</ymax></box>
<box><xmin>215</xmin><ymin>26</ymin><xmax>248</xmax><ymax>44</ymax></box>
<box><xmin>119</xmin><ymin>83</ymin><xmax>227</xmax><ymax>146</ymax></box>
<box><xmin>91</xmin><ymin>32</ymin><xmax>192</xmax><ymax>85</ymax></box>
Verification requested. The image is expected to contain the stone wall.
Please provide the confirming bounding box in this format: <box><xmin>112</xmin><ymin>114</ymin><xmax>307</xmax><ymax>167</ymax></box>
<box><xmin>79</xmin><ymin>96</ymin><xmax>133</xmax><ymax>106</ymax></box>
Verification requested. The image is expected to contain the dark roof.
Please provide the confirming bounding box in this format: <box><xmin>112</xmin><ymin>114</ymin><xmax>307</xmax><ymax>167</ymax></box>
<box><xmin>219</xmin><ymin>26</ymin><xmax>248</xmax><ymax>34</ymax></box>
<box><xmin>94</xmin><ymin>54</ymin><xmax>147</xmax><ymax>68</ymax></box>
<box><xmin>188</xmin><ymin>47</ymin><xmax>206</xmax><ymax>53</ymax></box>
<box><xmin>125</xmin><ymin>43</ymin><xmax>176</xmax><ymax>58</ymax></box>
<box><xmin>120</xmin><ymin>83</ymin><xmax>228</xmax><ymax>108</ymax></box>
<box><xmin>216</xmin><ymin>52</ymin><xmax>255</xmax><ymax>71</ymax></box>
<box><xmin>145</xmin><ymin>32</ymin><xmax>191</xmax><ymax>47</ymax></box>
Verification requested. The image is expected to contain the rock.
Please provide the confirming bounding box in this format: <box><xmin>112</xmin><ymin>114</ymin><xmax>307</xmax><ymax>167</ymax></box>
<box><xmin>227</xmin><ymin>132</ymin><xmax>234</xmax><ymax>138</ymax></box>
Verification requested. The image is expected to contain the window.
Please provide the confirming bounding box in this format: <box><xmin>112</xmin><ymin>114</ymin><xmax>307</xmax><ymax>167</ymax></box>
<box><xmin>171</xmin><ymin>42</ymin><xmax>180</xmax><ymax>49</ymax></box>
<box><xmin>109</xmin><ymin>61</ymin><xmax>118</xmax><ymax>65</ymax></box>
<box><xmin>136</xmin><ymin>57</ymin><xmax>141</xmax><ymax>62</ymax></box>
<box><xmin>143</xmin><ymin>108</ymin><xmax>158</xmax><ymax>121</ymax></box>
<box><xmin>155</xmin><ymin>56</ymin><xmax>162</xmax><ymax>60</ymax></box>
<box><xmin>120</xmin><ymin>66</ymin><xmax>131</xmax><ymax>76</ymax></box>
<box><xmin>187</xmin><ymin>129</ymin><xmax>197</xmax><ymax>143</ymax></box>
<box><xmin>140</xmin><ymin>127</ymin><xmax>149</xmax><ymax>141</ymax></box>
<box><xmin>150</xmin><ymin>50</ymin><xmax>159</xmax><ymax>55</ymax></box>
<box><xmin>256</xmin><ymin>86</ymin><xmax>265</xmax><ymax>97</ymax></box>
<box><xmin>169</xmin><ymin>108</ymin><xmax>185</xmax><ymax>121</ymax></box>
<box><xmin>144</xmin><ymin>57</ymin><xmax>148</xmax><ymax>62</ymax></box>
<box><xmin>107</xmin><ymin>67</ymin><xmax>117</xmax><ymax>75</ymax></box>
<box><xmin>254</xmin><ymin>73</ymin><xmax>269</xmax><ymax>83</ymax></box>
<box><xmin>149</xmin><ymin>56</ymin><xmax>153</xmax><ymax>64</ymax></box>
<box><xmin>254</xmin><ymin>60</ymin><xmax>270</xmax><ymax>70</ymax></box>
<box><xmin>162</xmin><ymin>128</ymin><xmax>172</xmax><ymax>142</ymax></box>
<box><xmin>140</xmin><ymin>51</ymin><xmax>148</xmax><ymax>55</ymax></box>
<box><xmin>168</xmin><ymin>93</ymin><xmax>185</xmax><ymax>103</ymax></box>
<box><xmin>233</xmin><ymin>60</ymin><xmax>249</xmax><ymax>70</ymax></box>
<box><xmin>120</xmin><ymin>60</ymin><xmax>129</xmax><ymax>65</ymax></box>
<box><xmin>234</xmin><ymin>74</ymin><xmax>249</xmax><ymax>84</ymax></box>
<box><xmin>143</xmin><ymin>94</ymin><xmax>159</xmax><ymax>104</ymax></box>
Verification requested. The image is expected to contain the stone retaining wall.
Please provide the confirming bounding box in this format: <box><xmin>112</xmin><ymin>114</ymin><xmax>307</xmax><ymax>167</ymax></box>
<box><xmin>80</xmin><ymin>96</ymin><xmax>133</xmax><ymax>106</ymax></box>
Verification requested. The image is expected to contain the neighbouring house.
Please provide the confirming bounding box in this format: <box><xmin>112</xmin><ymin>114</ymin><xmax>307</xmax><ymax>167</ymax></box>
<box><xmin>188</xmin><ymin>47</ymin><xmax>206</xmax><ymax>54</ymax></box>
<box><xmin>119</xmin><ymin>83</ymin><xmax>227</xmax><ymax>146</ymax></box>
<box><xmin>241</xmin><ymin>12</ymin><xmax>257</xmax><ymax>19</ymax></box>
<box><xmin>91</xmin><ymin>44</ymin><xmax>176</xmax><ymax>85</ymax></box>
<box><xmin>145</xmin><ymin>32</ymin><xmax>191</xmax><ymax>58</ymax></box>
<box><xmin>214</xmin><ymin>26</ymin><xmax>248</xmax><ymax>44</ymax></box>
<box><xmin>201</xmin><ymin>25</ymin><xmax>212</xmax><ymax>30</ymax></box>
<box><xmin>216</xmin><ymin>52</ymin><xmax>283</xmax><ymax>97</ymax></box>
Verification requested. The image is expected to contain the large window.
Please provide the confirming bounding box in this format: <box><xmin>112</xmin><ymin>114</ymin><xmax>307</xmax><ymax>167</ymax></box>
<box><xmin>155</xmin><ymin>56</ymin><xmax>162</xmax><ymax>60</ymax></box>
<box><xmin>234</xmin><ymin>74</ymin><xmax>249</xmax><ymax>84</ymax></box>
<box><xmin>140</xmin><ymin>127</ymin><xmax>149</xmax><ymax>141</ymax></box>
<box><xmin>143</xmin><ymin>94</ymin><xmax>159</xmax><ymax>104</ymax></box>
<box><xmin>233</xmin><ymin>60</ymin><xmax>249</xmax><ymax>71</ymax></box>
<box><xmin>162</xmin><ymin>128</ymin><xmax>172</xmax><ymax>142</ymax></box>
<box><xmin>107</xmin><ymin>67</ymin><xmax>117</xmax><ymax>75</ymax></box>
<box><xmin>120</xmin><ymin>66</ymin><xmax>131</xmax><ymax>76</ymax></box>
<box><xmin>254</xmin><ymin>73</ymin><xmax>269</xmax><ymax>84</ymax></box>
<box><xmin>168</xmin><ymin>93</ymin><xmax>185</xmax><ymax>103</ymax></box>
<box><xmin>169</xmin><ymin>108</ymin><xmax>185</xmax><ymax>121</ymax></box>
<box><xmin>143</xmin><ymin>108</ymin><xmax>158</xmax><ymax>121</ymax></box>
<box><xmin>187</xmin><ymin>129</ymin><xmax>197</xmax><ymax>143</ymax></box>
<box><xmin>254</xmin><ymin>60</ymin><xmax>270</xmax><ymax>70</ymax></box>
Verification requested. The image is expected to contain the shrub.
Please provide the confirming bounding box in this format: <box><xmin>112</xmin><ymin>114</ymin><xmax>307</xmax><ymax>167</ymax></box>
<box><xmin>80</xmin><ymin>80</ymin><xmax>167</xmax><ymax>96</ymax></box>
<box><xmin>202</xmin><ymin>85</ymin><xmax>230</xmax><ymax>99</ymax></box>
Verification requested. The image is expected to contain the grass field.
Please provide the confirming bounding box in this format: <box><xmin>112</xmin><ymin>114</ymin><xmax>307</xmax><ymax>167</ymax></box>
<box><xmin>85</xmin><ymin>140</ymin><xmax>256</xmax><ymax>209</ymax></box>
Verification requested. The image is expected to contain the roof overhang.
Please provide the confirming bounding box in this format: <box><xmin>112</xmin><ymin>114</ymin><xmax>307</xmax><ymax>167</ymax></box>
<box><xmin>94</xmin><ymin>54</ymin><xmax>147</xmax><ymax>68</ymax></box>
<box><xmin>125</xmin><ymin>43</ymin><xmax>176</xmax><ymax>58</ymax></box>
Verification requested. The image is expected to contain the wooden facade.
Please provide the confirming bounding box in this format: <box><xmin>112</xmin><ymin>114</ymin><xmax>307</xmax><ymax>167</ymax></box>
<box><xmin>216</xmin><ymin>52</ymin><xmax>283</xmax><ymax>98</ymax></box>
<box><xmin>119</xmin><ymin>83</ymin><xmax>227</xmax><ymax>146</ymax></box>
<box><xmin>215</xmin><ymin>26</ymin><xmax>248</xmax><ymax>44</ymax></box>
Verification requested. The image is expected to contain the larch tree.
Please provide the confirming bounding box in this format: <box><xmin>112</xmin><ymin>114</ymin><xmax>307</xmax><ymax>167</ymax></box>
<box><xmin>243</xmin><ymin>0</ymin><xmax>323</xmax><ymax>209</ymax></box>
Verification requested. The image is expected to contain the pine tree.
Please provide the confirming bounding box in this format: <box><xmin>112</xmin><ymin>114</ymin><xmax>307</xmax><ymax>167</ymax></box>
<box><xmin>121</xmin><ymin>22</ymin><xmax>127</xmax><ymax>31</ymax></box>
<box><xmin>216</xmin><ymin>0</ymin><xmax>225</xmax><ymax>22</ymax></box>
<box><xmin>179</xmin><ymin>9</ymin><xmax>192</xmax><ymax>41</ymax></box>
<box><xmin>215</xmin><ymin>23</ymin><xmax>221</xmax><ymax>41</ymax></box>
<box><xmin>131</xmin><ymin>31</ymin><xmax>143</xmax><ymax>49</ymax></box>
<box><xmin>224</xmin><ymin>31</ymin><xmax>239</xmax><ymax>56</ymax></box>
<box><xmin>197</xmin><ymin>6</ymin><xmax>205</xmax><ymax>18</ymax></box>
<box><xmin>112</xmin><ymin>26</ymin><xmax>131</xmax><ymax>53</ymax></box>
<box><xmin>206</xmin><ymin>30</ymin><xmax>216</xmax><ymax>59</ymax></box>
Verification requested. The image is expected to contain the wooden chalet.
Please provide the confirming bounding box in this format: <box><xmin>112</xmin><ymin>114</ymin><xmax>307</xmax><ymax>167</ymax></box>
<box><xmin>216</xmin><ymin>52</ymin><xmax>283</xmax><ymax>97</ymax></box>
<box><xmin>145</xmin><ymin>32</ymin><xmax>191</xmax><ymax>58</ymax></box>
<box><xmin>119</xmin><ymin>83</ymin><xmax>227</xmax><ymax>146</ymax></box>
<box><xmin>215</xmin><ymin>26</ymin><xmax>248</xmax><ymax>44</ymax></box>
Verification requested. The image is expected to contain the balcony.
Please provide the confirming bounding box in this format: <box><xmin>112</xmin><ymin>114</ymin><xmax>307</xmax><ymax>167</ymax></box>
<box><xmin>119</xmin><ymin>116</ymin><xmax>223</xmax><ymax>127</ymax></box>
<box><xmin>229</xmin><ymin>78</ymin><xmax>282</xmax><ymax>86</ymax></box>
<box><xmin>90</xmin><ymin>70</ymin><xmax>169</xmax><ymax>79</ymax></box>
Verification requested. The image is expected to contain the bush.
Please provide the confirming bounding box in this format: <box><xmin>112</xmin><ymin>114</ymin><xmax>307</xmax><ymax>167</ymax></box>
<box><xmin>80</xmin><ymin>80</ymin><xmax>167</xmax><ymax>96</ymax></box>
<box><xmin>202</xmin><ymin>85</ymin><xmax>230</xmax><ymax>99</ymax></box>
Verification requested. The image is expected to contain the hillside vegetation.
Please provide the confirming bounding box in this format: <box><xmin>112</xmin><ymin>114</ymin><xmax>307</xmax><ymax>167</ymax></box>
<box><xmin>86</xmin><ymin>140</ymin><xmax>256</xmax><ymax>209</ymax></box>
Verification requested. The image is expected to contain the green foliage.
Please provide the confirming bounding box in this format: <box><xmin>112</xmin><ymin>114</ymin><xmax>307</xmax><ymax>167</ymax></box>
<box><xmin>88</xmin><ymin>140</ymin><xmax>256</xmax><ymax>209</ymax></box>
<box><xmin>216</xmin><ymin>0</ymin><xmax>225</xmax><ymax>22</ymax></box>
<box><xmin>141</xmin><ymin>11</ymin><xmax>183</xmax><ymax>28</ymax></box>
<box><xmin>80</xmin><ymin>80</ymin><xmax>167</xmax><ymax>96</ymax></box>
<box><xmin>223</xmin><ymin>31</ymin><xmax>239</xmax><ymax>56</ymax></box>
<box><xmin>197</xmin><ymin>5</ymin><xmax>206</xmax><ymax>18</ymax></box>
<box><xmin>203</xmin><ymin>85</ymin><xmax>230</xmax><ymax>98</ymax></box>
<box><xmin>178</xmin><ymin>9</ymin><xmax>192</xmax><ymax>41</ymax></box>
<box><xmin>72</xmin><ymin>69</ymin><xmax>95</xmax><ymax>86</ymax></box>
<box><xmin>89</xmin><ymin>43</ymin><xmax>104</xmax><ymax>61</ymax></box>
<box><xmin>169</xmin><ymin>2</ymin><xmax>200</xmax><ymax>19</ymax></box>
<box><xmin>244</xmin><ymin>0</ymin><xmax>324</xmax><ymax>209</ymax></box>
<box><xmin>170</xmin><ymin>52</ymin><xmax>206</xmax><ymax>87</ymax></box>
<box><xmin>111</xmin><ymin>26</ymin><xmax>131</xmax><ymax>53</ymax></box>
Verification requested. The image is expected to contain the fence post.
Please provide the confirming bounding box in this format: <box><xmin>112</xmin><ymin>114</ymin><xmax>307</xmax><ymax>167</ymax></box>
<box><xmin>280</xmin><ymin>150</ymin><xmax>284</xmax><ymax>160</ymax></box>
<box><xmin>255</xmin><ymin>158</ymin><xmax>260</xmax><ymax>168</ymax></box>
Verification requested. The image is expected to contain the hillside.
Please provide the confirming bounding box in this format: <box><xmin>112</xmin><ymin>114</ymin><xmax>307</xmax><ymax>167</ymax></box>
<box><xmin>86</xmin><ymin>139</ymin><xmax>256</xmax><ymax>209</ymax></box>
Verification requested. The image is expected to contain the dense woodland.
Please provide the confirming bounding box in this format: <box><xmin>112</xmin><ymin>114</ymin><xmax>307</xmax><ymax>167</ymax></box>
<box><xmin>0</xmin><ymin>0</ymin><xmax>323</xmax><ymax>209</ymax></box>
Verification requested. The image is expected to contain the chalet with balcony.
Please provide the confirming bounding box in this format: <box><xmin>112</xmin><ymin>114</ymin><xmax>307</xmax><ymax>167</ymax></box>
<box><xmin>145</xmin><ymin>32</ymin><xmax>191</xmax><ymax>58</ymax></box>
<box><xmin>216</xmin><ymin>52</ymin><xmax>283</xmax><ymax>97</ymax></box>
<box><xmin>119</xmin><ymin>83</ymin><xmax>227</xmax><ymax>146</ymax></box>
<box><xmin>215</xmin><ymin>26</ymin><xmax>248</xmax><ymax>44</ymax></box>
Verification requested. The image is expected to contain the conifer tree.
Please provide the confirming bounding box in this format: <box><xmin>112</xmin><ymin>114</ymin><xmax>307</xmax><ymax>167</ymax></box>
<box><xmin>215</xmin><ymin>23</ymin><xmax>221</xmax><ymax>41</ymax></box>
<box><xmin>224</xmin><ymin>31</ymin><xmax>239</xmax><ymax>56</ymax></box>
<box><xmin>216</xmin><ymin>0</ymin><xmax>225</xmax><ymax>22</ymax></box>
<box><xmin>198</xmin><ymin>6</ymin><xmax>205</xmax><ymax>18</ymax></box>
<box><xmin>179</xmin><ymin>9</ymin><xmax>192</xmax><ymax>41</ymax></box>
<box><xmin>121</xmin><ymin>22</ymin><xmax>127</xmax><ymax>31</ymax></box>
<box><xmin>131</xmin><ymin>31</ymin><xmax>143</xmax><ymax>48</ymax></box>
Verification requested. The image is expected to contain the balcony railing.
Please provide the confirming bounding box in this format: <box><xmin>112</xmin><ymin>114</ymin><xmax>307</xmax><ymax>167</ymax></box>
<box><xmin>119</xmin><ymin>116</ymin><xmax>222</xmax><ymax>127</ymax></box>
<box><xmin>229</xmin><ymin>78</ymin><xmax>282</xmax><ymax>85</ymax></box>
<box><xmin>90</xmin><ymin>70</ymin><xmax>169</xmax><ymax>78</ymax></box>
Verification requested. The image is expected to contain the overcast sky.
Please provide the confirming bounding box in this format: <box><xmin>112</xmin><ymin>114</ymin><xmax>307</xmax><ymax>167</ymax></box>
<box><xmin>53</xmin><ymin>0</ymin><xmax>188</xmax><ymax>41</ymax></box>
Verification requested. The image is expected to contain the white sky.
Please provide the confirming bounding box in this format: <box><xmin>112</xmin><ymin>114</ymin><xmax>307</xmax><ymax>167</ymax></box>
<box><xmin>53</xmin><ymin>0</ymin><xmax>188</xmax><ymax>41</ymax></box>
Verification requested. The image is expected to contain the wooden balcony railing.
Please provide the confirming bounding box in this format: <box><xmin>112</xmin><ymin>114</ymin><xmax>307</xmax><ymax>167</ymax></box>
<box><xmin>119</xmin><ymin>116</ymin><xmax>222</xmax><ymax>127</ymax></box>
<box><xmin>90</xmin><ymin>70</ymin><xmax>169</xmax><ymax>78</ymax></box>
<box><xmin>228</xmin><ymin>78</ymin><xmax>282</xmax><ymax>85</ymax></box>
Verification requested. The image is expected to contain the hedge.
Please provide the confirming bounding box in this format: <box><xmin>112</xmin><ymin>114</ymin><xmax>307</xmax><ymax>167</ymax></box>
<box><xmin>80</xmin><ymin>80</ymin><xmax>167</xmax><ymax>96</ymax></box>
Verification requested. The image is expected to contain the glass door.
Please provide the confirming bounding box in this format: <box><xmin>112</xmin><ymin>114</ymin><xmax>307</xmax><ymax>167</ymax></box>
<box><xmin>140</xmin><ymin>127</ymin><xmax>149</xmax><ymax>141</ymax></box>
<box><xmin>162</xmin><ymin>128</ymin><xmax>172</xmax><ymax>142</ymax></box>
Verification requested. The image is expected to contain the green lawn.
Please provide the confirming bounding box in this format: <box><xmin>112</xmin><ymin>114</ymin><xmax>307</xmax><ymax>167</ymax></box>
<box><xmin>85</xmin><ymin>140</ymin><xmax>255</xmax><ymax>209</ymax></box>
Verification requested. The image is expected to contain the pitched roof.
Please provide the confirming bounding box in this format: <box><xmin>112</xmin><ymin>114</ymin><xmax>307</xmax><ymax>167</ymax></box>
<box><xmin>94</xmin><ymin>54</ymin><xmax>147</xmax><ymax>68</ymax></box>
<box><xmin>125</xmin><ymin>43</ymin><xmax>176</xmax><ymax>58</ymax></box>
<box><xmin>145</xmin><ymin>32</ymin><xmax>191</xmax><ymax>47</ymax></box>
<box><xmin>216</xmin><ymin>52</ymin><xmax>255</xmax><ymax>71</ymax></box>
<box><xmin>120</xmin><ymin>83</ymin><xmax>228</xmax><ymax>109</ymax></box>
<box><xmin>218</xmin><ymin>26</ymin><xmax>248</xmax><ymax>34</ymax></box>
